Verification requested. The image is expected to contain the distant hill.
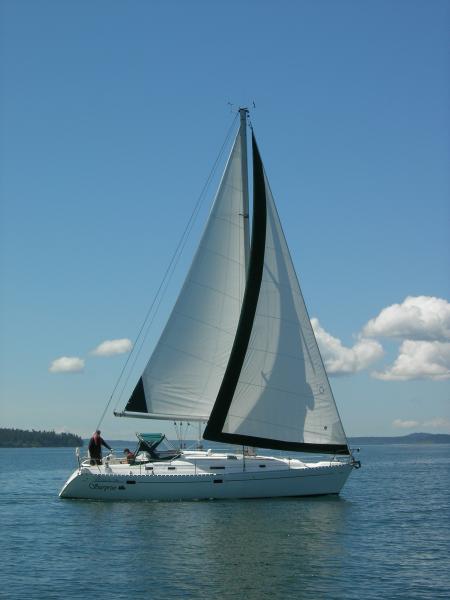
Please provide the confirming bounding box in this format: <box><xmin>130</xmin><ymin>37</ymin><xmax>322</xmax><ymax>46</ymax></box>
<box><xmin>349</xmin><ymin>433</ymin><xmax>450</xmax><ymax>445</ymax></box>
<box><xmin>0</xmin><ymin>428</ymin><xmax>83</xmax><ymax>448</ymax></box>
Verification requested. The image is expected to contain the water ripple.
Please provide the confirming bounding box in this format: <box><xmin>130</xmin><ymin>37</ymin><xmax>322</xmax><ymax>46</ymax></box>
<box><xmin>1</xmin><ymin>445</ymin><xmax>449</xmax><ymax>599</ymax></box>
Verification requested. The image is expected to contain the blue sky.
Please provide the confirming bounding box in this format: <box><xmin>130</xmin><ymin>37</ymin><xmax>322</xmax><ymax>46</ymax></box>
<box><xmin>1</xmin><ymin>0</ymin><xmax>449</xmax><ymax>440</ymax></box>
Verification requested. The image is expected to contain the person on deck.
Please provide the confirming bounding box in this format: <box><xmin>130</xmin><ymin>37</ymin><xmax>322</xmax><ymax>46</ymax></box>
<box><xmin>123</xmin><ymin>448</ymin><xmax>135</xmax><ymax>464</ymax></box>
<box><xmin>88</xmin><ymin>430</ymin><xmax>112</xmax><ymax>465</ymax></box>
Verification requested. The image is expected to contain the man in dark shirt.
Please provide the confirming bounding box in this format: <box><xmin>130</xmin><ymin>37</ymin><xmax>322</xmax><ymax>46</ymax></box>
<box><xmin>88</xmin><ymin>430</ymin><xmax>112</xmax><ymax>465</ymax></box>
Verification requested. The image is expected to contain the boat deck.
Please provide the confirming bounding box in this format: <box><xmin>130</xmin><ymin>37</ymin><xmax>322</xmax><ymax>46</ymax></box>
<box><xmin>80</xmin><ymin>450</ymin><xmax>345</xmax><ymax>477</ymax></box>
<box><xmin>61</xmin><ymin>450</ymin><xmax>353</xmax><ymax>500</ymax></box>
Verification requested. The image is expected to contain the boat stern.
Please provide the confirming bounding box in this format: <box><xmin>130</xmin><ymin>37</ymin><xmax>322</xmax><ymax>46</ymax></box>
<box><xmin>59</xmin><ymin>468</ymin><xmax>87</xmax><ymax>499</ymax></box>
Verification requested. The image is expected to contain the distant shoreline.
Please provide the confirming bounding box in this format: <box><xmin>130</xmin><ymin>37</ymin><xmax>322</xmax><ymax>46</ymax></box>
<box><xmin>0</xmin><ymin>429</ymin><xmax>448</xmax><ymax>448</ymax></box>
<box><xmin>0</xmin><ymin>428</ymin><xmax>83</xmax><ymax>448</ymax></box>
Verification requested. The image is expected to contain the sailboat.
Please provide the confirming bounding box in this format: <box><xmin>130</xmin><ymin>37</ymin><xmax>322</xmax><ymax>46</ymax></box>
<box><xmin>60</xmin><ymin>109</ymin><xmax>359</xmax><ymax>501</ymax></box>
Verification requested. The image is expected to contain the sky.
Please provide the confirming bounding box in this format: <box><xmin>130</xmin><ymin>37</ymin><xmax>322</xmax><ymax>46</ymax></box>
<box><xmin>1</xmin><ymin>0</ymin><xmax>449</xmax><ymax>441</ymax></box>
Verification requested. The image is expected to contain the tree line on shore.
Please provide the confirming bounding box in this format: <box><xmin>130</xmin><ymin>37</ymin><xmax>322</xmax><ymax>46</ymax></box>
<box><xmin>0</xmin><ymin>428</ymin><xmax>83</xmax><ymax>447</ymax></box>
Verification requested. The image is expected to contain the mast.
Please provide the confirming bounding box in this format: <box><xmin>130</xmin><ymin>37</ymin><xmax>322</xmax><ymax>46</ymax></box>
<box><xmin>239</xmin><ymin>107</ymin><xmax>250</xmax><ymax>274</ymax></box>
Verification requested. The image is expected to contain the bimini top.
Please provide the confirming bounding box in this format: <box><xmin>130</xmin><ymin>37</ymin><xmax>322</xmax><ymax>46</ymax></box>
<box><xmin>136</xmin><ymin>433</ymin><xmax>165</xmax><ymax>451</ymax></box>
<box><xmin>135</xmin><ymin>433</ymin><xmax>180</xmax><ymax>461</ymax></box>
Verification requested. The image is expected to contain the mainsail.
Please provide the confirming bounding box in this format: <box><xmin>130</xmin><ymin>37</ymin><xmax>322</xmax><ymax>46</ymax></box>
<box><xmin>203</xmin><ymin>133</ymin><xmax>349</xmax><ymax>454</ymax></box>
<box><xmin>122</xmin><ymin>128</ymin><xmax>248</xmax><ymax>421</ymax></box>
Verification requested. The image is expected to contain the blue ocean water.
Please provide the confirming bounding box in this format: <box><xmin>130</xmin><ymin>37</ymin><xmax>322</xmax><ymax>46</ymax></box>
<box><xmin>1</xmin><ymin>444</ymin><xmax>449</xmax><ymax>600</ymax></box>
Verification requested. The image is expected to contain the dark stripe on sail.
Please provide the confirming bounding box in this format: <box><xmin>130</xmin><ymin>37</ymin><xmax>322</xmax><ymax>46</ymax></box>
<box><xmin>125</xmin><ymin>377</ymin><xmax>147</xmax><ymax>413</ymax></box>
<box><xmin>207</xmin><ymin>432</ymin><xmax>350</xmax><ymax>455</ymax></box>
<box><xmin>204</xmin><ymin>133</ymin><xmax>267</xmax><ymax>442</ymax></box>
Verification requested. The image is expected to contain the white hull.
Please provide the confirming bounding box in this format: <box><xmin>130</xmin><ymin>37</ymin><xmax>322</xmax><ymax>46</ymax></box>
<box><xmin>60</xmin><ymin>452</ymin><xmax>353</xmax><ymax>501</ymax></box>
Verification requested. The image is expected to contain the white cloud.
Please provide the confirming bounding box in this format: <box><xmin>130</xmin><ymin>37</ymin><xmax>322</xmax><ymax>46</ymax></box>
<box><xmin>91</xmin><ymin>338</ymin><xmax>133</xmax><ymax>357</ymax></box>
<box><xmin>49</xmin><ymin>356</ymin><xmax>84</xmax><ymax>373</ymax></box>
<box><xmin>363</xmin><ymin>296</ymin><xmax>450</xmax><ymax>341</ymax></box>
<box><xmin>311</xmin><ymin>318</ymin><xmax>383</xmax><ymax>375</ymax></box>
<box><xmin>422</xmin><ymin>417</ymin><xmax>450</xmax><ymax>428</ymax></box>
<box><xmin>392</xmin><ymin>419</ymin><xmax>419</xmax><ymax>429</ymax></box>
<box><xmin>393</xmin><ymin>417</ymin><xmax>450</xmax><ymax>430</ymax></box>
<box><xmin>373</xmin><ymin>340</ymin><xmax>450</xmax><ymax>381</ymax></box>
